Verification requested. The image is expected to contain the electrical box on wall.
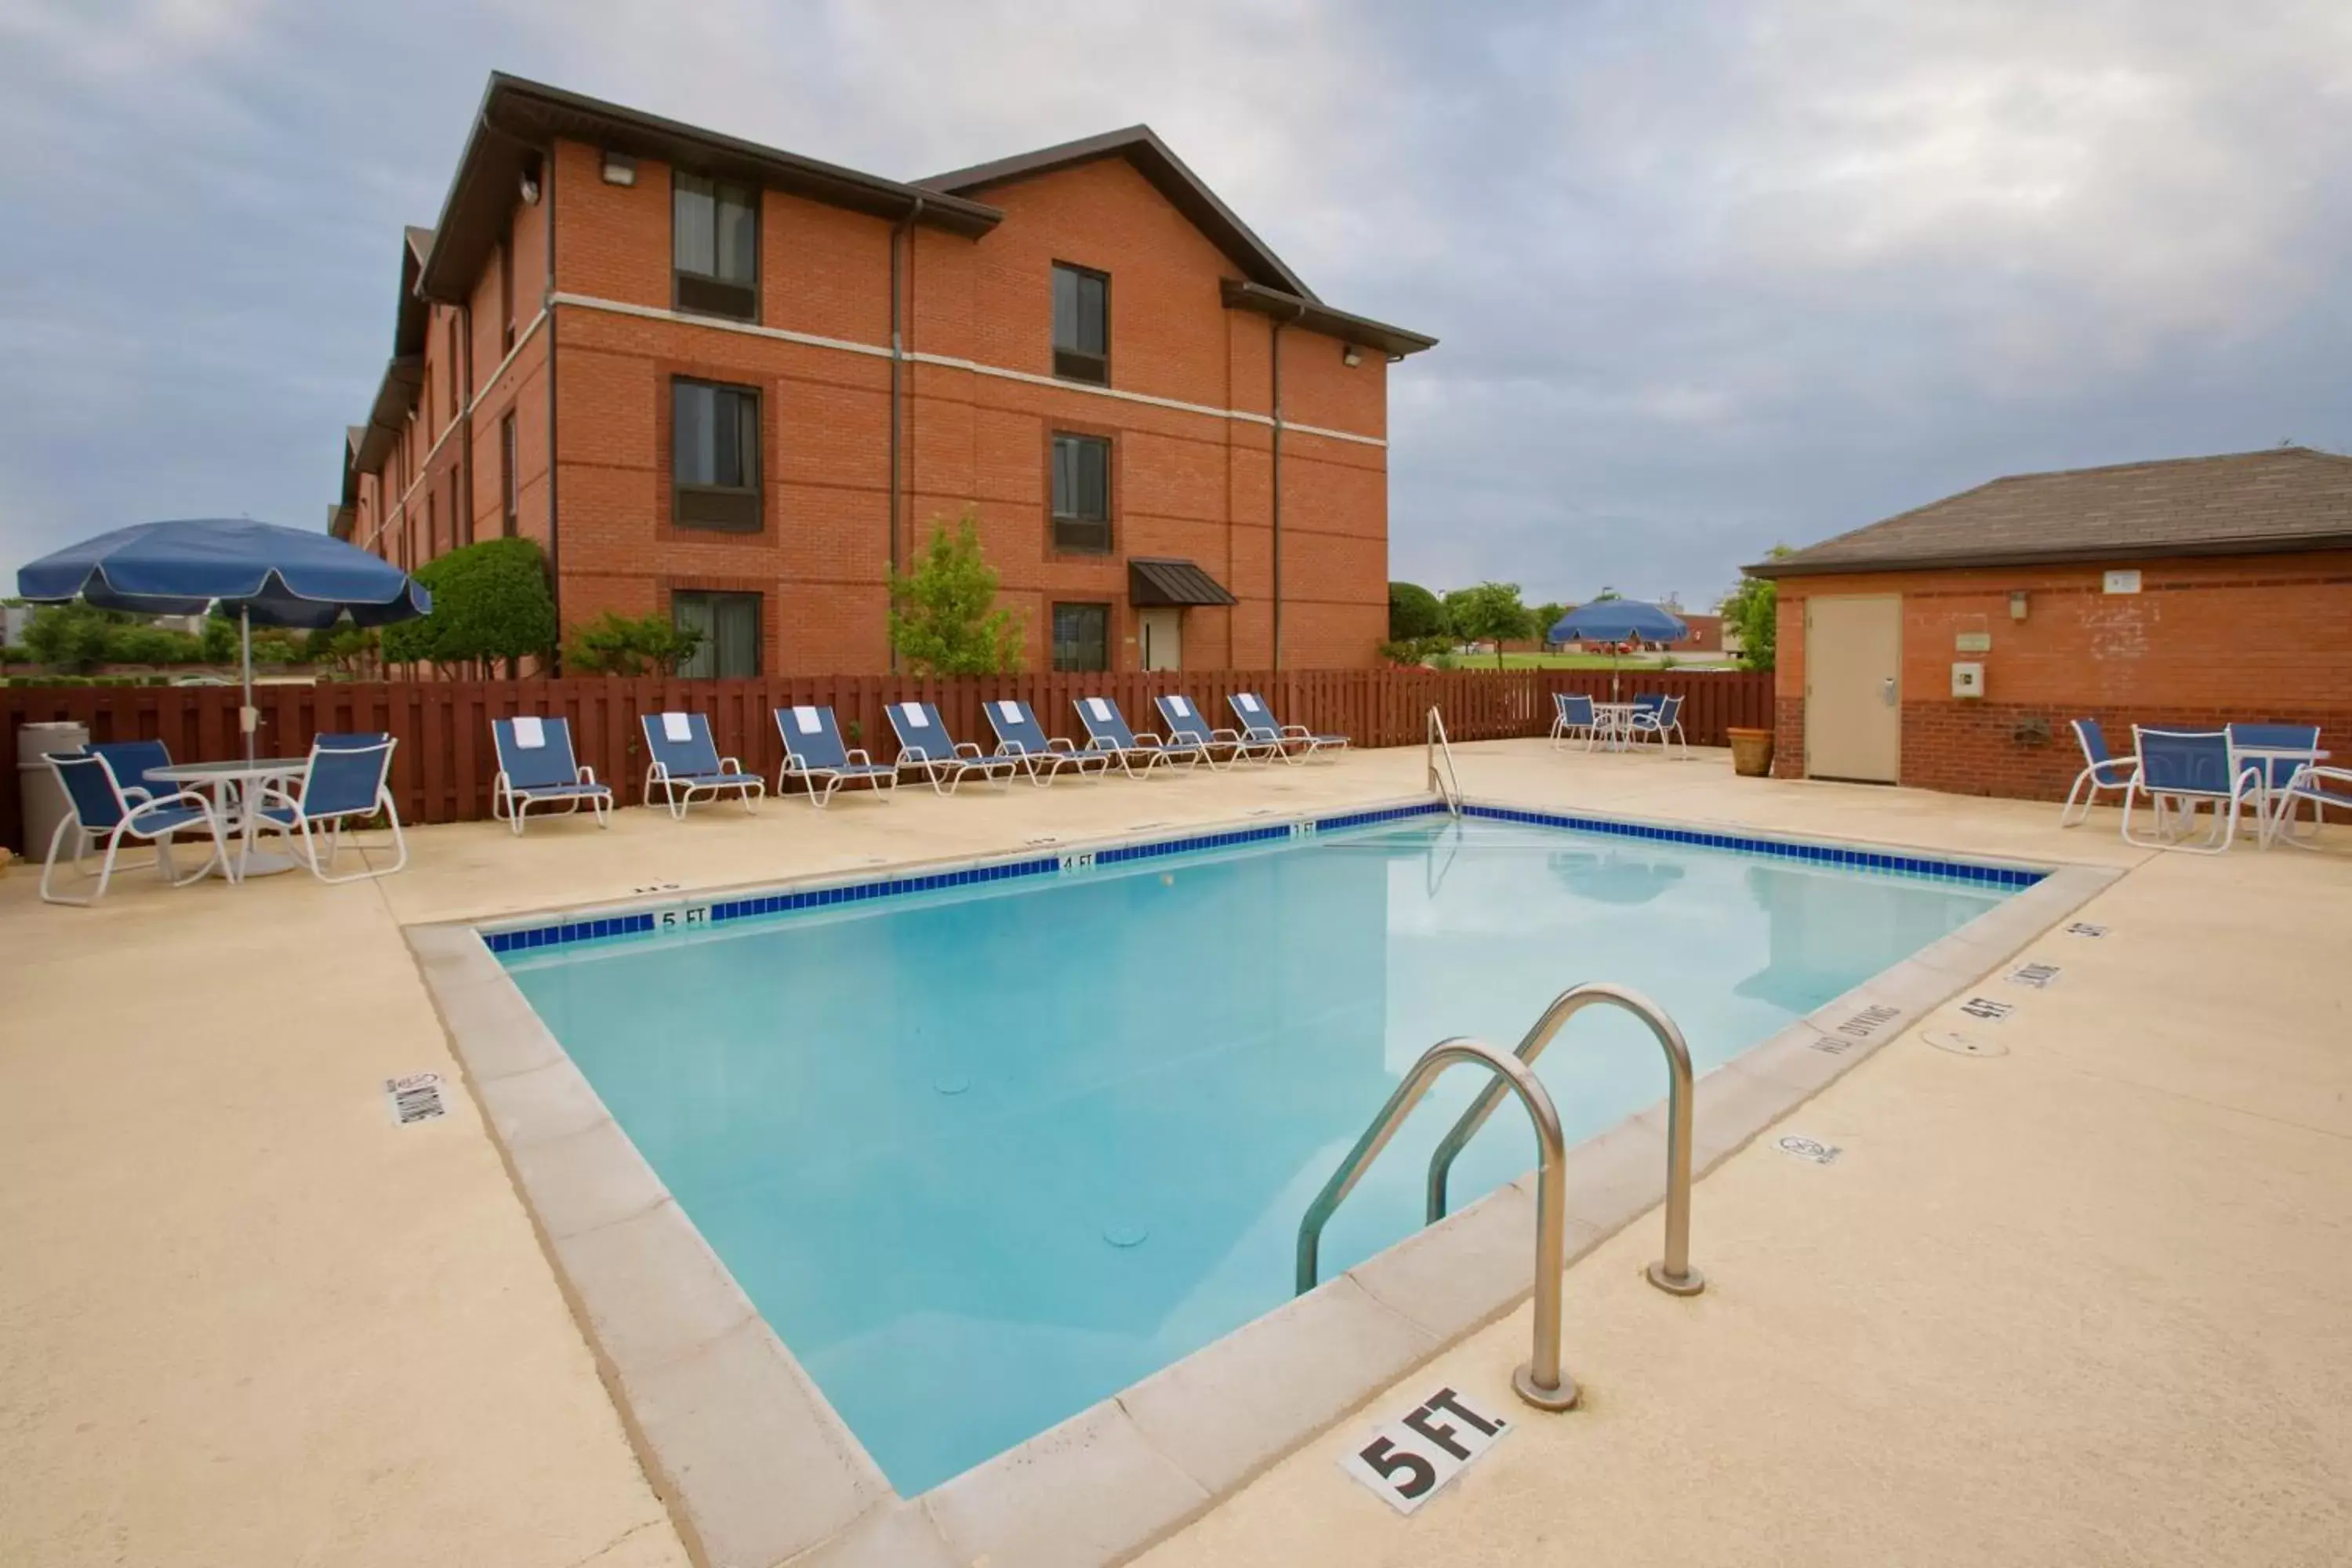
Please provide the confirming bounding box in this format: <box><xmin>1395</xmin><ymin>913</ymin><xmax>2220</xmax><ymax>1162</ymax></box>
<box><xmin>1951</xmin><ymin>662</ymin><xmax>1985</xmax><ymax>699</ymax></box>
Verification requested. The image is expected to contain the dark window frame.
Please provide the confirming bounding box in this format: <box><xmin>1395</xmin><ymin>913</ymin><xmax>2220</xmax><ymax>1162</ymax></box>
<box><xmin>672</xmin><ymin>170</ymin><xmax>761</xmax><ymax>323</ymax></box>
<box><xmin>453</xmin><ymin>467</ymin><xmax>470</xmax><ymax>550</ymax></box>
<box><xmin>672</xmin><ymin>589</ymin><xmax>764</xmax><ymax>679</ymax></box>
<box><xmin>446</xmin><ymin>316</ymin><xmax>462</xmax><ymax>424</ymax></box>
<box><xmin>670</xmin><ymin>376</ymin><xmax>764</xmax><ymax>533</ymax></box>
<box><xmin>1050</xmin><ymin>601</ymin><xmax>1112</xmax><ymax>673</ymax></box>
<box><xmin>1051</xmin><ymin>261</ymin><xmax>1109</xmax><ymax>385</ymax></box>
<box><xmin>499</xmin><ymin>412</ymin><xmax>518</xmax><ymax>538</ymax></box>
<box><xmin>1049</xmin><ymin>430</ymin><xmax>1112</xmax><ymax>554</ymax></box>
<box><xmin>499</xmin><ymin>229</ymin><xmax>517</xmax><ymax>353</ymax></box>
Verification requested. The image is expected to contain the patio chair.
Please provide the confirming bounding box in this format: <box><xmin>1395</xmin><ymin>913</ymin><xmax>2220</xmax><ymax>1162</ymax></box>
<box><xmin>1548</xmin><ymin>692</ymin><xmax>1599</xmax><ymax>751</ymax></box>
<box><xmin>1628</xmin><ymin>693</ymin><xmax>1690</xmax><ymax>758</ymax></box>
<box><xmin>2263</xmin><ymin>763</ymin><xmax>2352</xmax><ymax>850</ymax></box>
<box><xmin>492</xmin><ymin>717</ymin><xmax>613</xmax><ymax>835</ymax></box>
<box><xmin>774</xmin><ymin>704</ymin><xmax>898</xmax><ymax>808</ymax></box>
<box><xmin>2122</xmin><ymin>728</ymin><xmax>2262</xmax><ymax>854</ymax></box>
<box><xmin>2059</xmin><ymin>718</ymin><xmax>2139</xmax><ymax>828</ymax></box>
<box><xmin>981</xmin><ymin>699</ymin><xmax>1110</xmax><ymax>786</ymax></box>
<box><xmin>90</xmin><ymin>739</ymin><xmax>176</xmax><ymax>804</ymax></box>
<box><xmin>1227</xmin><ymin>691</ymin><xmax>1349</xmax><ymax>763</ymax></box>
<box><xmin>1155</xmin><ymin>693</ymin><xmax>1274</xmax><ymax>768</ymax></box>
<box><xmin>1075</xmin><ymin>696</ymin><xmax>1194</xmax><ymax>775</ymax></box>
<box><xmin>39</xmin><ymin>750</ymin><xmax>232</xmax><ymax>906</ymax></box>
<box><xmin>253</xmin><ymin>733</ymin><xmax>408</xmax><ymax>883</ymax></box>
<box><xmin>886</xmin><ymin>701</ymin><xmax>1018</xmax><ymax>795</ymax></box>
<box><xmin>2225</xmin><ymin>722</ymin><xmax>2322</xmax><ymax>797</ymax></box>
<box><xmin>640</xmin><ymin>711</ymin><xmax>763</xmax><ymax>820</ymax></box>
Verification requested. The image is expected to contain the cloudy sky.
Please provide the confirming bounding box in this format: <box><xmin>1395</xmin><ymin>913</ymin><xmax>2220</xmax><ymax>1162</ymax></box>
<box><xmin>4</xmin><ymin>0</ymin><xmax>2349</xmax><ymax>610</ymax></box>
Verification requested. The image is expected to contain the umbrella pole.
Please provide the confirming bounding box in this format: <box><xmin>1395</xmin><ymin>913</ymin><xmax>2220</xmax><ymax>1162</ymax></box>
<box><xmin>241</xmin><ymin>606</ymin><xmax>256</xmax><ymax>764</ymax></box>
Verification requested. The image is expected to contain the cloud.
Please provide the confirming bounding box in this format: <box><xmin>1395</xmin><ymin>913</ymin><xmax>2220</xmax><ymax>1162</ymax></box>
<box><xmin>2</xmin><ymin>0</ymin><xmax>2349</xmax><ymax>611</ymax></box>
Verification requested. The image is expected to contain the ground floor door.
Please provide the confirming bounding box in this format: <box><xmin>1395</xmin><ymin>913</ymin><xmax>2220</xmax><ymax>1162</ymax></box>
<box><xmin>1138</xmin><ymin>608</ymin><xmax>1182</xmax><ymax>671</ymax></box>
<box><xmin>1804</xmin><ymin>594</ymin><xmax>1901</xmax><ymax>782</ymax></box>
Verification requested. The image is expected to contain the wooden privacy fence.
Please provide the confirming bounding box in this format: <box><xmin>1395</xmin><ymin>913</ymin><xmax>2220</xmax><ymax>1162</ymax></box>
<box><xmin>1</xmin><ymin>666</ymin><xmax>1770</xmax><ymax>851</ymax></box>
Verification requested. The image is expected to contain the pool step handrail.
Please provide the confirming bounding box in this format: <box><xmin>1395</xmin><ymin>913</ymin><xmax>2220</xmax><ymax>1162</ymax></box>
<box><xmin>1427</xmin><ymin>982</ymin><xmax>1706</xmax><ymax>1298</ymax></box>
<box><xmin>1425</xmin><ymin>706</ymin><xmax>1463</xmax><ymax>816</ymax></box>
<box><xmin>1295</xmin><ymin>1036</ymin><xmax>1580</xmax><ymax>1412</ymax></box>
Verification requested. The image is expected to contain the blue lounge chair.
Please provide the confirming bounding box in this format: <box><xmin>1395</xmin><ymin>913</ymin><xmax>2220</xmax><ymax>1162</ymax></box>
<box><xmin>2265</xmin><ymin>762</ymin><xmax>2352</xmax><ymax>849</ymax></box>
<box><xmin>1227</xmin><ymin>691</ymin><xmax>1349</xmax><ymax>763</ymax></box>
<box><xmin>1628</xmin><ymin>693</ymin><xmax>1689</xmax><ymax>757</ymax></box>
<box><xmin>2122</xmin><ymin>728</ymin><xmax>2261</xmax><ymax>853</ymax></box>
<box><xmin>1075</xmin><ymin>695</ymin><xmax>1194</xmax><ymax>775</ymax></box>
<box><xmin>886</xmin><ymin>701</ymin><xmax>1018</xmax><ymax>795</ymax></box>
<box><xmin>491</xmin><ymin>717</ymin><xmax>613</xmax><ymax>834</ymax></box>
<box><xmin>1548</xmin><ymin>692</ymin><xmax>1599</xmax><ymax>750</ymax></box>
<box><xmin>2060</xmin><ymin>718</ymin><xmax>2138</xmax><ymax>827</ymax></box>
<box><xmin>90</xmin><ymin>738</ymin><xmax>176</xmax><ymax>804</ymax></box>
<box><xmin>775</xmin><ymin>704</ymin><xmax>898</xmax><ymax>807</ymax></box>
<box><xmin>255</xmin><ymin>733</ymin><xmax>408</xmax><ymax>882</ymax></box>
<box><xmin>40</xmin><ymin>749</ymin><xmax>231</xmax><ymax>906</ymax></box>
<box><xmin>981</xmin><ymin>699</ymin><xmax>1109</xmax><ymax>786</ymax></box>
<box><xmin>641</xmin><ymin>711</ymin><xmax>763</xmax><ymax>819</ymax></box>
<box><xmin>1155</xmin><ymin>693</ymin><xmax>1272</xmax><ymax>768</ymax></box>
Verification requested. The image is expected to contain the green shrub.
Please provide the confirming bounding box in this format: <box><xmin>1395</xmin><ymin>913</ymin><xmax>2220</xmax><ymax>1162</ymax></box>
<box><xmin>1378</xmin><ymin>634</ymin><xmax>1453</xmax><ymax>666</ymax></box>
<box><xmin>103</xmin><ymin>625</ymin><xmax>205</xmax><ymax>666</ymax></box>
<box><xmin>381</xmin><ymin>537</ymin><xmax>558</xmax><ymax>675</ymax></box>
<box><xmin>561</xmin><ymin>612</ymin><xmax>703</xmax><ymax>677</ymax></box>
<box><xmin>22</xmin><ymin>603</ymin><xmax>123</xmax><ymax>672</ymax></box>
<box><xmin>1387</xmin><ymin>582</ymin><xmax>1446</xmax><ymax>641</ymax></box>
<box><xmin>1719</xmin><ymin>547</ymin><xmax>1790</xmax><ymax>672</ymax></box>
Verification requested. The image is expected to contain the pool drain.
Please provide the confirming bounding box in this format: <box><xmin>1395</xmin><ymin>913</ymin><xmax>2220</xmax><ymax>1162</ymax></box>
<box><xmin>1925</xmin><ymin>1029</ymin><xmax>2006</xmax><ymax>1058</ymax></box>
<box><xmin>932</xmin><ymin>1073</ymin><xmax>971</xmax><ymax>1095</ymax></box>
<box><xmin>1102</xmin><ymin>1221</ymin><xmax>1149</xmax><ymax>1248</ymax></box>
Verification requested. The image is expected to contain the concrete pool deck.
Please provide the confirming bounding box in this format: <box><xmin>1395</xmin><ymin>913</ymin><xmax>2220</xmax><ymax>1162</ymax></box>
<box><xmin>2</xmin><ymin>741</ymin><xmax>2347</xmax><ymax>1566</ymax></box>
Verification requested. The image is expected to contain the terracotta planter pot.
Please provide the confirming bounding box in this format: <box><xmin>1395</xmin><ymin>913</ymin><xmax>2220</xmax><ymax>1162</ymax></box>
<box><xmin>1726</xmin><ymin>726</ymin><xmax>1776</xmax><ymax>778</ymax></box>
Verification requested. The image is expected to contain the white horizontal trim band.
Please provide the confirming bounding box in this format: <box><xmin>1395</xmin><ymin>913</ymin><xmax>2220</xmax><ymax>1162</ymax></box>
<box><xmin>547</xmin><ymin>292</ymin><xmax>1387</xmax><ymax>449</ymax></box>
<box><xmin>361</xmin><ymin>307</ymin><xmax>550</xmax><ymax>547</ymax></box>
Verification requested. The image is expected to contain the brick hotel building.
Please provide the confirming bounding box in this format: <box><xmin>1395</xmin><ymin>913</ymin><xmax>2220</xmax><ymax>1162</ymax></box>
<box><xmin>332</xmin><ymin>74</ymin><xmax>1436</xmax><ymax>675</ymax></box>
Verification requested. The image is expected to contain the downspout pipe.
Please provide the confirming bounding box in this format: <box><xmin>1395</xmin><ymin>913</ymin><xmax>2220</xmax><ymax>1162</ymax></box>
<box><xmin>1270</xmin><ymin>302</ymin><xmax>1305</xmax><ymax>671</ymax></box>
<box><xmin>889</xmin><ymin>195</ymin><xmax>924</xmax><ymax>672</ymax></box>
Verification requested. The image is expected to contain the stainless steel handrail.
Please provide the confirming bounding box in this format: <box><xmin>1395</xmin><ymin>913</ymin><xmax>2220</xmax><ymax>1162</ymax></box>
<box><xmin>1425</xmin><ymin>982</ymin><xmax>1706</xmax><ymax>1298</ymax></box>
<box><xmin>1425</xmin><ymin>706</ymin><xmax>1463</xmax><ymax>815</ymax></box>
<box><xmin>1296</xmin><ymin>1036</ymin><xmax>1579</xmax><ymax>1411</ymax></box>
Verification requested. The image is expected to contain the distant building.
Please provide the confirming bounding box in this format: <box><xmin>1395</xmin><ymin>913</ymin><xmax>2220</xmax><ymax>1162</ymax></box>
<box><xmin>332</xmin><ymin>74</ymin><xmax>1436</xmax><ymax>676</ymax></box>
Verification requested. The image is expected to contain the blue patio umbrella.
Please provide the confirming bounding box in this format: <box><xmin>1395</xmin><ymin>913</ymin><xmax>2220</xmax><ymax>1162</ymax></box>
<box><xmin>1548</xmin><ymin>599</ymin><xmax>1688</xmax><ymax>700</ymax></box>
<box><xmin>18</xmin><ymin>518</ymin><xmax>430</xmax><ymax>758</ymax></box>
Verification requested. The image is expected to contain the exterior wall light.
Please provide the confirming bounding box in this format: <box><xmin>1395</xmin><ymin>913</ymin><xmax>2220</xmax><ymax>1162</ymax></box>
<box><xmin>1341</xmin><ymin>346</ymin><xmax>1362</xmax><ymax>367</ymax></box>
<box><xmin>2009</xmin><ymin>590</ymin><xmax>2029</xmax><ymax>620</ymax></box>
<box><xmin>602</xmin><ymin>151</ymin><xmax>637</xmax><ymax>187</ymax></box>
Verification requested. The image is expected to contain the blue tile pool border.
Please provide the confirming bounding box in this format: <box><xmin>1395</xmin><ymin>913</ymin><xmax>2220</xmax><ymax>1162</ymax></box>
<box><xmin>479</xmin><ymin>797</ymin><xmax>2043</xmax><ymax>956</ymax></box>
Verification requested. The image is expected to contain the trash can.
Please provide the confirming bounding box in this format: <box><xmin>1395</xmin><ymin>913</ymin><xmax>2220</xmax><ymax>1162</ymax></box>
<box><xmin>17</xmin><ymin>720</ymin><xmax>88</xmax><ymax>864</ymax></box>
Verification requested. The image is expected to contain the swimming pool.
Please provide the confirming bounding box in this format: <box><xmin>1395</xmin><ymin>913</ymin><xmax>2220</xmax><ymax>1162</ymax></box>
<box><xmin>497</xmin><ymin>811</ymin><xmax>2016</xmax><ymax>1494</ymax></box>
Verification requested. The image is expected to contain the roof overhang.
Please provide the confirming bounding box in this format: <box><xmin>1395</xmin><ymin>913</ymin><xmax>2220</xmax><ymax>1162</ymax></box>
<box><xmin>350</xmin><ymin>357</ymin><xmax>424</xmax><ymax>477</ymax></box>
<box><xmin>1220</xmin><ymin>279</ymin><xmax>1436</xmax><ymax>358</ymax></box>
<box><xmin>418</xmin><ymin>73</ymin><xmax>1003</xmax><ymax>303</ymax></box>
<box><xmin>923</xmin><ymin>125</ymin><xmax>1316</xmax><ymax>299</ymax></box>
<box><xmin>1746</xmin><ymin>532</ymin><xmax>2352</xmax><ymax>579</ymax></box>
<box><xmin>1129</xmin><ymin>557</ymin><xmax>1239</xmax><ymax>607</ymax></box>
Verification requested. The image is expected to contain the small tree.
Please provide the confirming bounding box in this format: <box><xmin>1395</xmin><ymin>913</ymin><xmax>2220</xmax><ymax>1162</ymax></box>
<box><xmin>1388</xmin><ymin>582</ymin><xmax>1446</xmax><ymax>641</ymax></box>
<box><xmin>887</xmin><ymin>508</ymin><xmax>1024</xmax><ymax>675</ymax></box>
<box><xmin>380</xmin><ymin>537</ymin><xmax>558</xmax><ymax>677</ymax></box>
<box><xmin>1719</xmin><ymin>547</ymin><xmax>1791</xmax><ymax>672</ymax></box>
<box><xmin>1443</xmin><ymin>582</ymin><xmax>1534</xmax><ymax>670</ymax></box>
<box><xmin>201</xmin><ymin>612</ymin><xmax>241</xmax><ymax>663</ymax></box>
<box><xmin>23</xmin><ymin>603</ymin><xmax>122</xmax><ymax>672</ymax></box>
<box><xmin>562</xmin><ymin>612</ymin><xmax>704</xmax><ymax>676</ymax></box>
<box><xmin>1528</xmin><ymin>602</ymin><xmax>1566</xmax><ymax>648</ymax></box>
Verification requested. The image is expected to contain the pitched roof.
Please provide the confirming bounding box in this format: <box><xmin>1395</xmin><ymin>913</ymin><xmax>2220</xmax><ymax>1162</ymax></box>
<box><xmin>921</xmin><ymin>125</ymin><xmax>1315</xmax><ymax>299</ymax></box>
<box><xmin>1750</xmin><ymin>447</ymin><xmax>2352</xmax><ymax>577</ymax></box>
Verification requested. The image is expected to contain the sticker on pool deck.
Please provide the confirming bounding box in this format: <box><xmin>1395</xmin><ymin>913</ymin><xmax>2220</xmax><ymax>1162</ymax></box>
<box><xmin>2005</xmin><ymin>961</ymin><xmax>2061</xmax><ymax>989</ymax></box>
<box><xmin>2064</xmin><ymin>922</ymin><xmax>2110</xmax><ymax>938</ymax></box>
<box><xmin>1958</xmin><ymin>996</ymin><xmax>2016</xmax><ymax>1024</ymax></box>
<box><xmin>386</xmin><ymin>1073</ymin><xmax>447</xmax><ymax>1126</ymax></box>
<box><xmin>1339</xmin><ymin>1386</ymin><xmax>1512</xmax><ymax>1515</ymax></box>
<box><xmin>1777</xmin><ymin>1135</ymin><xmax>1842</xmax><ymax>1164</ymax></box>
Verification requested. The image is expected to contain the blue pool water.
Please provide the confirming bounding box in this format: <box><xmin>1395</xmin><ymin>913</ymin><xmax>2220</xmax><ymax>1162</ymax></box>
<box><xmin>502</xmin><ymin>818</ymin><xmax>2007</xmax><ymax>1493</ymax></box>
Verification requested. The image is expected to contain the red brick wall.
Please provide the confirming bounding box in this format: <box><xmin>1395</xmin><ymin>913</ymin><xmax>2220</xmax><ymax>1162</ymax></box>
<box><xmin>1772</xmin><ymin>551</ymin><xmax>2352</xmax><ymax>798</ymax></box>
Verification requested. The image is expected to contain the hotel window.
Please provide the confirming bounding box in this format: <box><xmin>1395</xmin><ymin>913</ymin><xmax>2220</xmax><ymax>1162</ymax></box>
<box><xmin>446</xmin><ymin>318</ymin><xmax>462</xmax><ymax>423</ymax></box>
<box><xmin>499</xmin><ymin>412</ymin><xmax>518</xmax><ymax>537</ymax></box>
<box><xmin>1051</xmin><ymin>262</ymin><xmax>1109</xmax><ymax>383</ymax></box>
<box><xmin>1050</xmin><ymin>431</ymin><xmax>1111</xmax><ymax>553</ymax></box>
<box><xmin>499</xmin><ymin>230</ymin><xmax>516</xmax><ymax>353</ymax></box>
<box><xmin>672</xmin><ymin>379</ymin><xmax>762</xmax><ymax>532</ymax></box>
<box><xmin>673</xmin><ymin>590</ymin><xmax>762</xmax><ymax>679</ymax></box>
<box><xmin>1051</xmin><ymin>603</ymin><xmax>1109</xmax><ymax>673</ymax></box>
<box><xmin>673</xmin><ymin>172</ymin><xmax>759</xmax><ymax>321</ymax></box>
<box><xmin>452</xmin><ymin>470</ymin><xmax>470</xmax><ymax>549</ymax></box>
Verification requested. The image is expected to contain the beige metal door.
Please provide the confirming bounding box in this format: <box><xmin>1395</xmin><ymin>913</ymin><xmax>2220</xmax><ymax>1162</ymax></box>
<box><xmin>1804</xmin><ymin>594</ymin><xmax>1901</xmax><ymax>782</ymax></box>
<box><xmin>1138</xmin><ymin>608</ymin><xmax>1182</xmax><ymax>671</ymax></box>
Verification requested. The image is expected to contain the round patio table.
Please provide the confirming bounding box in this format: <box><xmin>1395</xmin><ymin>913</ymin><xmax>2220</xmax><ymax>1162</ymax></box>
<box><xmin>1591</xmin><ymin>701</ymin><xmax>1642</xmax><ymax>752</ymax></box>
<box><xmin>150</xmin><ymin>757</ymin><xmax>309</xmax><ymax>878</ymax></box>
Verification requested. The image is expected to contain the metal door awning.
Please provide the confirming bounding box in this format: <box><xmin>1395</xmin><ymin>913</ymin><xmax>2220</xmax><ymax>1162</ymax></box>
<box><xmin>1128</xmin><ymin>557</ymin><xmax>1237</xmax><ymax>606</ymax></box>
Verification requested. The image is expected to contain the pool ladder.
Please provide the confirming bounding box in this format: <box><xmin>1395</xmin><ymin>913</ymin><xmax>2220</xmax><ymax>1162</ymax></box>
<box><xmin>1425</xmin><ymin>706</ymin><xmax>1463</xmax><ymax>816</ymax></box>
<box><xmin>1294</xmin><ymin>983</ymin><xmax>1705</xmax><ymax>1412</ymax></box>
